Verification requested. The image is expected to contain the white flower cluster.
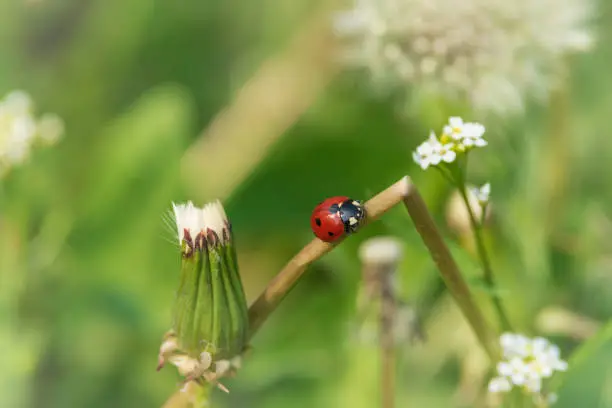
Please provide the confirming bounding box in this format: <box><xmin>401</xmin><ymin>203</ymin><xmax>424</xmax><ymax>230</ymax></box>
<box><xmin>489</xmin><ymin>333</ymin><xmax>568</xmax><ymax>402</ymax></box>
<box><xmin>412</xmin><ymin>116</ymin><xmax>486</xmax><ymax>170</ymax></box>
<box><xmin>334</xmin><ymin>0</ymin><xmax>594</xmax><ymax>115</ymax></box>
<box><xmin>0</xmin><ymin>90</ymin><xmax>64</xmax><ymax>176</ymax></box>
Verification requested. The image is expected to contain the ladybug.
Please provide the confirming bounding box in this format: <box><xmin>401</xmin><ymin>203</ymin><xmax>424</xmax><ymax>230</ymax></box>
<box><xmin>310</xmin><ymin>196</ymin><xmax>366</xmax><ymax>242</ymax></box>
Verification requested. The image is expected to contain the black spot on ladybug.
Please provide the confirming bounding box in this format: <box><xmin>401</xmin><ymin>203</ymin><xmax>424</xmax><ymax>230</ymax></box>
<box><xmin>328</xmin><ymin>232</ymin><xmax>334</xmax><ymax>236</ymax></box>
<box><xmin>329</xmin><ymin>204</ymin><xmax>340</xmax><ymax>213</ymax></box>
<box><xmin>315</xmin><ymin>218</ymin><xmax>322</xmax><ymax>226</ymax></box>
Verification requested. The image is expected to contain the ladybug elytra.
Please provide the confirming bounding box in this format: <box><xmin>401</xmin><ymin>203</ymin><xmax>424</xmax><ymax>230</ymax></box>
<box><xmin>310</xmin><ymin>196</ymin><xmax>366</xmax><ymax>242</ymax></box>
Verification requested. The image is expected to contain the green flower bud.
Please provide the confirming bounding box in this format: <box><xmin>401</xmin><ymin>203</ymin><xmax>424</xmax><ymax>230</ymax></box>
<box><xmin>169</xmin><ymin>200</ymin><xmax>248</xmax><ymax>361</ymax></box>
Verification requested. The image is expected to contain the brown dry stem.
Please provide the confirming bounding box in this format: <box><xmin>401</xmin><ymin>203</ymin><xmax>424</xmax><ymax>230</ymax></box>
<box><xmin>402</xmin><ymin>187</ymin><xmax>498</xmax><ymax>360</ymax></box>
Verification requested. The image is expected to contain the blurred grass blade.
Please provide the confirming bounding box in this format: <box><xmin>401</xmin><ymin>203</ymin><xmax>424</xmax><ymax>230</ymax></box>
<box><xmin>551</xmin><ymin>320</ymin><xmax>612</xmax><ymax>392</ymax></box>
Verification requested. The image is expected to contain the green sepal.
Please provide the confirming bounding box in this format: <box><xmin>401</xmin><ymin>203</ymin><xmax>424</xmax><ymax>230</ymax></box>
<box><xmin>172</xmin><ymin>236</ymin><xmax>249</xmax><ymax>360</ymax></box>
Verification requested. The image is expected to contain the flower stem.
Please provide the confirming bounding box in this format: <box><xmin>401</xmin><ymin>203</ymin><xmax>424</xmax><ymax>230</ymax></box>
<box><xmin>402</xmin><ymin>186</ymin><xmax>499</xmax><ymax>360</ymax></box>
<box><xmin>458</xmin><ymin>185</ymin><xmax>513</xmax><ymax>332</ymax></box>
<box><xmin>162</xmin><ymin>382</ymin><xmax>211</xmax><ymax>408</ymax></box>
<box><xmin>378</xmin><ymin>264</ymin><xmax>396</xmax><ymax>408</ymax></box>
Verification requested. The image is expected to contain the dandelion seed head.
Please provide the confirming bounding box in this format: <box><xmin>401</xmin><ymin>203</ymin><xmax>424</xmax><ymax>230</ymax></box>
<box><xmin>172</xmin><ymin>200</ymin><xmax>229</xmax><ymax>244</ymax></box>
<box><xmin>359</xmin><ymin>236</ymin><xmax>404</xmax><ymax>265</ymax></box>
<box><xmin>335</xmin><ymin>0</ymin><xmax>595</xmax><ymax>115</ymax></box>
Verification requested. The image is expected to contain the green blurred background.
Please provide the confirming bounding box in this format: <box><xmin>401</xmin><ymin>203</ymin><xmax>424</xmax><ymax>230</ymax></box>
<box><xmin>1</xmin><ymin>0</ymin><xmax>612</xmax><ymax>407</ymax></box>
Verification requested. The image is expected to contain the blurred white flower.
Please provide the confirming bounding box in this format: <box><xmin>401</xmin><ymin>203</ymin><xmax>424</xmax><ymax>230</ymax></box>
<box><xmin>434</xmin><ymin>140</ymin><xmax>456</xmax><ymax>164</ymax></box>
<box><xmin>488</xmin><ymin>333</ymin><xmax>568</xmax><ymax>404</ymax></box>
<box><xmin>442</xmin><ymin>116</ymin><xmax>466</xmax><ymax>141</ymax></box>
<box><xmin>412</xmin><ymin>131</ymin><xmax>456</xmax><ymax>169</ymax></box>
<box><xmin>334</xmin><ymin>0</ymin><xmax>595</xmax><ymax>115</ymax></box>
<box><xmin>459</xmin><ymin>123</ymin><xmax>487</xmax><ymax>148</ymax></box>
<box><xmin>533</xmin><ymin>392</ymin><xmax>559</xmax><ymax>407</ymax></box>
<box><xmin>470</xmin><ymin>183</ymin><xmax>491</xmax><ymax>205</ymax></box>
<box><xmin>412</xmin><ymin>132</ymin><xmax>440</xmax><ymax>169</ymax></box>
<box><xmin>488</xmin><ymin>376</ymin><xmax>512</xmax><ymax>393</ymax></box>
<box><xmin>446</xmin><ymin>184</ymin><xmax>492</xmax><ymax>236</ymax></box>
<box><xmin>0</xmin><ymin>90</ymin><xmax>64</xmax><ymax>177</ymax></box>
<box><xmin>500</xmin><ymin>332</ymin><xmax>530</xmax><ymax>358</ymax></box>
<box><xmin>497</xmin><ymin>357</ymin><xmax>529</xmax><ymax>386</ymax></box>
<box><xmin>440</xmin><ymin>117</ymin><xmax>487</xmax><ymax>151</ymax></box>
<box><xmin>37</xmin><ymin>113</ymin><xmax>65</xmax><ymax>145</ymax></box>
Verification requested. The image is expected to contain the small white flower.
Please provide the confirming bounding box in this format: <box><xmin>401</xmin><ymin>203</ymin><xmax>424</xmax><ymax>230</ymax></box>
<box><xmin>535</xmin><ymin>344</ymin><xmax>568</xmax><ymax>374</ymax></box>
<box><xmin>412</xmin><ymin>133</ymin><xmax>438</xmax><ymax>169</ymax></box>
<box><xmin>442</xmin><ymin>116</ymin><xmax>465</xmax><ymax>140</ymax></box>
<box><xmin>488</xmin><ymin>376</ymin><xmax>512</xmax><ymax>393</ymax></box>
<box><xmin>471</xmin><ymin>183</ymin><xmax>491</xmax><ymax>204</ymax></box>
<box><xmin>434</xmin><ymin>141</ymin><xmax>456</xmax><ymax>163</ymax></box>
<box><xmin>461</xmin><ymin>122</ymin><xmax>487</xmax><ymax>148</ymax></box>
<box><xmin>172</xmin><ymin>200</ymin><xmax>228</xmax><ymax>244</ymax></box>
<box><xmin>413</xmin><ymin>130</ymin><xmax>459</xmax><ymax>169</ymax></box>
<box><xmin>498</xmin><ymin>357</ymin><xmax>529</xmax><ymax>385</ymax></box>
<box><xmin>524</xmin><ymin>374</ymin><xmax>543</xmax><ymax>393</ymax></box>
<box><xmin>500</xmin><ymin>332</ymin><xmax>531</xmax><ymax>359</ymax></box>
<box><xmin>0</xmin><ymin>90</ymin><xmax>64</xmax><ymax>176</ymax></box>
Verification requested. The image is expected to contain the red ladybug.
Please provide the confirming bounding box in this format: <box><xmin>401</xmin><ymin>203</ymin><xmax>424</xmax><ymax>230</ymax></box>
<box><xmin>310</xmin><ymin>196</ymin><xmax>366</xmax><ymax>242</ymax></box>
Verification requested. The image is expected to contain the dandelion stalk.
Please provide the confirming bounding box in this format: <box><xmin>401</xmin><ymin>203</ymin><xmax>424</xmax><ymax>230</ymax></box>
<box><xmin>358</xmin><ymin>238</ymin><xmax>405</xmax><ymax>408</ymax></box>
<box><xmin>457</xmin><ymin>183</ymin><xmax>513</xmax><ymax>332</ymax></box>
<box><xmin>380</xmin><ymin>276</ymin><xmax>396</xmax><ymax>408</ymax></box>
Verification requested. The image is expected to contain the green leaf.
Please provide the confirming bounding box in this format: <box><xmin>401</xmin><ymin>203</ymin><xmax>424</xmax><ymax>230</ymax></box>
<box><xmin>550</xmin><ymin>319</ymin><xmax>612</xmax><ymax>392</ymax></box>
<box><xmin>173</xmin><ymin>235</ymin><xmax>249</xmax><ymax>360</ymax></box>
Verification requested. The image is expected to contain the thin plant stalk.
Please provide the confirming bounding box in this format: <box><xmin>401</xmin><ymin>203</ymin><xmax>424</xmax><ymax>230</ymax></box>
<box><xmin>457</xmin><ymin>185</ymin><xmax>512</xmax><ymax>332</ymax></box>
<box><xmin>402</xmin><ymin>185</ymin><xmax>499</xmax><ymax>360</ymax></box>
<box><xmin>378</xmin><ymin>264</ymin><xmax>396</xmax><ymax>408</ymax></box>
